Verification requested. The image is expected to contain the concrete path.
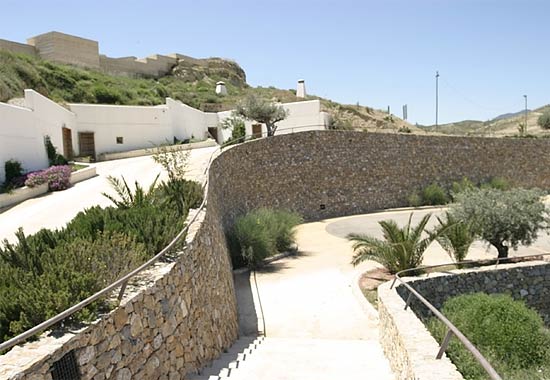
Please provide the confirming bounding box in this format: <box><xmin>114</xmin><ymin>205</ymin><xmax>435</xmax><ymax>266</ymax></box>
<box><xmin>196</xmin><ymin>218</ymin><xmax>396</xmax><ymax>380</ymax></box>
<box><xmin>0</xmin><ymin>146</ymin><xmax>218</xmax><ymax>243</ymax></box>
<box><xmin>196</xmin><ymin>206</ymin><xmax>550</xmax><ymax>380</ymax></box>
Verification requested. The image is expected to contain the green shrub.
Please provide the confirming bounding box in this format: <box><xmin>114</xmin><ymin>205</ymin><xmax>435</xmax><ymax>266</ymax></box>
<box><xmin>229</xmin><ymin>209</ymin><xmax>303</xmax><ymax>268</ymax></box>
<box><xmin>3</xmin><ymin>160</ymin><xmax>23</xmax><ymax>188</ymax></box>
<box><xmin>427</xmin><ymin>293</ymin><xmax>550</xmax><ymax>378</ymax></box>
<box><xmin>44</xmin><ymin>136</ymin><xmax>68</xmax><ymax>166</ymax></box>
<box><xmin>93</xmin><ymin>84</ymin><xmax>123</xmax><ymax>104</ymax></box>
<box><xmin>221</xmin><ymin>115</ymin><xmax>246</xmax><ymax>146</ymax></box>
<box><xmin>482</xmin><ymin>177</ymin><xmax>511</xmax><ymax>191</ymax></box>
<box><xmin>451</xmin><ymin>177</ymin><xmax>476</xmax><ymax>198</ymax></box>
<box><xmin>407</xmin><ymin>191</ymin><xmax>422</xmax><ymax>207</ymax></box>
<box><xmin>155</xmin><ymin>178</ymin><xmax>204</xmax><ymax>215</ymax></box>
<box><xmin>409</xmin><ymin>183</ymin><xmax>450</xmax><ymax>207</ymax></box>
<box><xmin>421</xmin><ymin>183</ymin><xmax>449</xmax><ymax>205</ymax></box>
<box><xmin>538</xmin><ymin>111</ymin><xmax>550</xmax><ymax>130</ymax></box>
<box><xmin>0</xmin><ymin>232</ymin><xmax>147</xmax><ymax>341</ymax></box>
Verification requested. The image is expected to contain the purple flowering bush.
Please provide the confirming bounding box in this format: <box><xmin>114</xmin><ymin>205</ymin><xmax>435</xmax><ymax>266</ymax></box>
<box><xmin>24</xmin><ymin>165</ymin><xmax>72</xmax><ymax>191</ymax></box>
<box><xmin>24</xmin><ymin>171</ymin><xmax>47</xmax><ymax>188</ymax></box>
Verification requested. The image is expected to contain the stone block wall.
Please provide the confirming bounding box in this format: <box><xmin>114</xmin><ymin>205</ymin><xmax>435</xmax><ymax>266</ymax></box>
<box><xmin>0</xmin><ymin>39</ymin><xmax>37</xmax><ymax>57</ymax></box>
<box><xmin>27</xmin><ymin>32</ymin><xmax>100</xmax><ymax>68</ymax></box>
<box><xmin>397</xmin><ymin>262</ymin><xmax>550</xmax><ymax>325</ymax></box>
<box><xmin>211</xmin><ymin>131</ymin><xmax>550</xmax><ymax>229</ymax></box>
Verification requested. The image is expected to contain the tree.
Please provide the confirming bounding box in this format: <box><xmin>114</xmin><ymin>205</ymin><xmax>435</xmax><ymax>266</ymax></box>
<box><xmin>234</xmin><ymin>95</ymin><xmax>288</xmax><ymax>137</ymax></box>
<box><xmin>451</xmin><ymin>188</ymin><xmax>548</xmax><ymax>258</ymax></box>
<box><xmin>347</xmin><ymin>213</ymin><xmax>436</xmax><ymax>274</ymax></box>
<box><xmin>537</xmin><ymin>111</ymin><xmax>550</xmax><ymax>130</ymax></box>
<box><xmin>220</xmin><ymin>115</ymin><xmax>246</xmax><ymax>146</ymax></box>
<box><xmin>432</xmin><ymin>211</ymin><xmax>477</xmax><ymax>263</ymax></box>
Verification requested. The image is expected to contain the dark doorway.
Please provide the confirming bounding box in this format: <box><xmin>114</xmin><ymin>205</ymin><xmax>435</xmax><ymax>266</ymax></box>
<box><xmin>208</xmin><ymin>127</ymin><xmax>219</xmax><ymax>143</ymax></box>
<box><xmin>252</xmin><ymin>124</ymin><xmax>262</xmax><ymax>138</ymax></box>
<box><xmin>78</xmin><ymin>132</ymin><xmax>95</xmax><ymax>159</ymax></box>
<box><xmin>62</xmin><ymin>127</ymin><xmax>73</xmax><ymax>159</ymax></box>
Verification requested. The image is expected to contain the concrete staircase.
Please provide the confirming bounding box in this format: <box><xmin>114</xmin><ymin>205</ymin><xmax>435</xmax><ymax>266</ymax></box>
<box><xmin>187</xmin><ymin>336</ymin><xmax>265</xmax><ymax>380</ymax></box>
<box><xmin>187</xmin><ymin>336</ymin><xmax>393</xmax><ymax>380</ymax></box>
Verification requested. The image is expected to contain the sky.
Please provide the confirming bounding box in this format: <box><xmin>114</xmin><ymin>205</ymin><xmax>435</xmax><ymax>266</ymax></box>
<box><xmin>1</xmin><ymin>0</ymin><xmax>548</xmax><ymax>125</ymax></box>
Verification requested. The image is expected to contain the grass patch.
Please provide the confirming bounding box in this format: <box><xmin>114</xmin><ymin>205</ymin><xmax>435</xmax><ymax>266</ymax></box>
<box><xmin>70</xmin><ymin>163</ymin><xmax>87</xmax><ymax>172</ymax></box>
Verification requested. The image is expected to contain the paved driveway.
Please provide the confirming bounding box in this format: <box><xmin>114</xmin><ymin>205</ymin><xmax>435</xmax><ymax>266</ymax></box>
<box><xmin>0</xmin><ymin>146</ymin><xmax>218</xmax><ymax>243</ymax></box>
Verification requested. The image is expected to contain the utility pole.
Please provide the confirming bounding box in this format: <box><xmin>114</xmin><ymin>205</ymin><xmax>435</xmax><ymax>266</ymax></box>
<box><xmin>523</xmin><ymin>95</ymin><xmax>527</xmax><ymax>131</ymax></box>
<box><xmin>435</xmin><ymin>71</ymin><xmax>440</xmax><ymax>128</ymax></box>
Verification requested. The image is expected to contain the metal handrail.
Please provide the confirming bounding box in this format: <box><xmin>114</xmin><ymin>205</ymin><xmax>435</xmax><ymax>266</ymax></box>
<box><xmin>0</xmin><ymin>124</ymin><xmax>326</xmax><ymax>354</ymax></box>
<box><xmin>391</xmin><ymin>252</ymin><xmax>550</xmax><ymax>380</ymax></box>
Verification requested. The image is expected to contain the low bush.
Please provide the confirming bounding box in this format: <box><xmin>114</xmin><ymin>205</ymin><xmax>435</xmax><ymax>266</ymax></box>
<box><xmin>0</xmin><ymin>231</ymin><xmax>147</xmax><ymax>340</ymax></box>
<box><xmin>427</xmin><ymin>293</ymin><xmax>550</xmax><ymax>379</ymax></box>
<box><xmin>1</xmin><ymin>161</ymin><xmax>28</xmax><ymax>193</ymax></box>
<box><xmin>451</xmin><ymin>177</ymin><xmax>476</xmax><ymax>198</ymax></box>
<box><xmin>228</xmin><ymin>209</ymin><xmax>303</xmax><ymax>268</ymax></box>
<box><xmin>409</xmin><ymin>183</ymin><xmax>450</xmax><ymax>207</ymax></box>
<box><xmin>481</xmin><ymin>177</ymin><xmax>511</xmax><ymax>191</ymax></box>
<box><xmin>538</xmin><ymin>111</ymin><xmax>550</xmax><ymax>130</ymax></box>
<box><xmin>4</xmin><ymin>160</ymin><xmax>23</xmax><ymax>188</ymax></box>
<box><xmin>410</xmin><ymin>177</ymin><xmax>514</xmax><ymax>207</ymax></box>
<box><xmin>0</xmin><ymin>171</ymin><xmax>204</xmax><ymax>343</ymax></box>
<box><xmin>421</xmin><ymin>183</ymin><xmax>449</xmax><ymax>205</ymax></box>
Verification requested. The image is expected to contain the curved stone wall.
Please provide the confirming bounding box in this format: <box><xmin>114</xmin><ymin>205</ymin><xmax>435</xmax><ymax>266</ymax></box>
<box><xmin>211</xmin><ymin>131</ymin><xmax>550</xmax><ymax>227</ymax></box>
<box><xmin>4</xmin><ymin>130</ymin><xmax>550</xmax><ymax>379</ymax></box>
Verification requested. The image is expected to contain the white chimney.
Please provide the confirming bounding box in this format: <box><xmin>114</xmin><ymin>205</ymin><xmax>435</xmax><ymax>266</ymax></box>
<box><xmin>296</xmin><ymin>79</ymin><xmax>306</xmax><ymax>98</ymax></box>
<box><xmin>215</xmin><ymin>81</ymin><xmax>227</xmax><ymax>96</ymax></box>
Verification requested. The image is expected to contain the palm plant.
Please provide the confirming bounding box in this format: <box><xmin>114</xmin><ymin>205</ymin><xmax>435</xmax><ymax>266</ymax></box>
<box><xmin>102</xmin><ymin>174</ymin><xmax>160</xmax><ymax>209</ymax></box>
<box><xmin>432</xmin><ymin>212</ymin><xmax>477</xmax><ymax>264</ymax></box>
<box><xmin>347</xmin><ymin>213</ymin><xmax>435</xmax><ymax>274</ymax></box>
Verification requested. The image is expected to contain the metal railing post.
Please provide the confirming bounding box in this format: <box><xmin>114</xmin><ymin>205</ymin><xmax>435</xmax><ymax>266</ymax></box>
<box><xmin>436</xmin><ymin>329</ymin><xmax>454</xmax><ymax>359</ymax></box>
<box><xmin>404</xmin><ymin>292</ymin><xmax>414</xmax><ymax>310</ymax></box>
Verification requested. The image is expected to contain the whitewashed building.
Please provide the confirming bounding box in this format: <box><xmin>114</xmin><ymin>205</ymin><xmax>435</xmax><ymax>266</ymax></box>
<box><xmin>0</xmin><ymin>90</ymin><xmax>328</xmax><ymax>183</ymax></box>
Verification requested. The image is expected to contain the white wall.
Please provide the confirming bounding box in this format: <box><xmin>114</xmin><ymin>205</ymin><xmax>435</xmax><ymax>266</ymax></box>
<box><xmin>217</xmin><ymin>110</ymin><xmax>234</xmax><ymax>143</ymax></box>
<box><xmin>24</xmin><ymin>90</ymin><xmax>77</xmax><ymax>156</ymax></box>
<box><xmin>0</xmin><ymin>102</ymin><xmax>49</xmax><ymax>183</ymax></box>
<box><xmin>166</xmin><ymin>98</ymin><xmax>210</xmax><ymax>141</ymax></box>
<box><xmin>217</xmin><ymin>100</ymin><xmax>327</xmax><ymax>143</ymax></box>
<box><xmin>0</xmin><ymin>92</ymin><xmax>328</xmax><ymax>183</ymax></box>
<box><xmin>69</xmin><ymin>103</ymin><xmax>173</xmax><ymax>155</ymax></box>
<box><xmin>272</xmin><ymin>100</ymin><xmax>326</xmax><ymax>135</ymax></box>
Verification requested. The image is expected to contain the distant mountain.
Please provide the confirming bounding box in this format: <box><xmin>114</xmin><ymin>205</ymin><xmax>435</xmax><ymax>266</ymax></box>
<box><xmin>492</xmin><ymin>110</ymin><xmax>530</xmax><ymax>121</ymax></box>
<box><xmin>423</xmin><ymin>104</ymin><xmax>550</xmax><ymax>137</ymax></box>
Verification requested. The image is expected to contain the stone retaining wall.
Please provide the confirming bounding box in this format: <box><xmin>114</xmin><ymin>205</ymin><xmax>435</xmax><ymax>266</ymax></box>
<box><xmin>4</xmin><ymin>131</ymin><xmax>550</xmax><ymax>379</ymax></box>
<box><xmin>211</xmin><ymin>131</ymin><xmax>550</xmax><ymax>228</ymax></box>
<box><xmin>379</xmin><ymin>262</ymin><xmax>550</xmax><ymax>380</ymax></box>
<box><xmin>378</xmin><ymin>281</ymin><xmax>464</xmax><ymax>380</ymax></box>
<box><xmin>0</xmin><ymin>179</ymin><xmax>239</xmax><ymax>379</ymax></box>
<box><xmin>397</xmin><ymin>262</ymin><xmax>550</xmax><ymax>325</ymax></box>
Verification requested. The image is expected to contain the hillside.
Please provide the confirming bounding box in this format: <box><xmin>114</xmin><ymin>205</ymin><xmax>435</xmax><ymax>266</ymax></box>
<box><xmin>423</xmin><ymin>105</ymin><xmax>550</xmax><ymax>137</ymax></box>
<box><xmin>0</xmin><ymin>50</ymin><xmax>414</xmax><ymax>133</ymax></box>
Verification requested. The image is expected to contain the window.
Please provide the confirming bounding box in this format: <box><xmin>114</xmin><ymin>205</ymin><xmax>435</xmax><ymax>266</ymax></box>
<box><xmin>116</xmin><ymin>137</ymin><xmax>123</xmax><ymax>144</ymax></box>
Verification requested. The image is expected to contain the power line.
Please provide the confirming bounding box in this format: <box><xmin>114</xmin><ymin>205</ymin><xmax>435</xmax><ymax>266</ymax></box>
<box><xmin>439</xmin><ymin>77</ymin><xmax>521</xmax><ymax>113</ymax></box>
